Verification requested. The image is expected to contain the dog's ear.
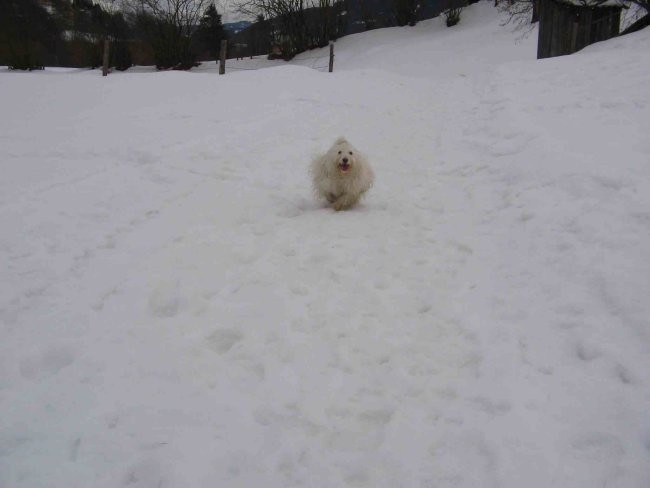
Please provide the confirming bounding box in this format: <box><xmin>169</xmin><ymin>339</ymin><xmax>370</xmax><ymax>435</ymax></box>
<box><xmin>334</xmin><ymin>136</ymin><xmax>348</xmax><ymax>145</ymax></box>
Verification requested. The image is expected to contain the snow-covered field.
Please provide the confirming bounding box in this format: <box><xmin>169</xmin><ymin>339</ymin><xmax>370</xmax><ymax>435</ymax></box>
<box><xmin>1</xmin><ymin>2</ymin><xmax>649</xmax><ymax>486</ymax></box>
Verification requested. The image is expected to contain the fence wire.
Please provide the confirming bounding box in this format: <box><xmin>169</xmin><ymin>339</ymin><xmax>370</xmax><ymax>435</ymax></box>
<box><xmin>222</xmin><ymin>53</ymin><xmax>332</xmax><ymax>75</ymax></box>
<box><xmin>226</xmin><ymin>66</ymin><xmax>264</xmax><ymax>71</ymax></box>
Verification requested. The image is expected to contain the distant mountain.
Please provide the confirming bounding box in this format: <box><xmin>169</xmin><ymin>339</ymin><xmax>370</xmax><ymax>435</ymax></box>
<box><xmin>224</xmin><ymin>21</ymin><xmax>252</xmax><ymax>34</ymax></box>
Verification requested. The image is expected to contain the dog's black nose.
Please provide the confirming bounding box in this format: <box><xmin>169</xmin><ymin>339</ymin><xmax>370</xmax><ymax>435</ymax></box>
<box><xmin>342</xmin><ymin>158</ymin><xmax>349</xmax><ymax>163</ymax></box>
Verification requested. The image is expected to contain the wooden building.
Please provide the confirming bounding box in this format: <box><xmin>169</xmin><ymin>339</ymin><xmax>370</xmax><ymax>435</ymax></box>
<box><xmin>537</xmin><ymin>0</ymin><xmax>623</xmax><ymax>59</ymax></box>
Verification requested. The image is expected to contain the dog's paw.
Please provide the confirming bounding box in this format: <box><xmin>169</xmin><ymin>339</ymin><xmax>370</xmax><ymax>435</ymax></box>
<box><xmin>333</xmin><ymin>199</ymin><xmax>349</xmax><ymax>211</ymax></box>
<box><xmin>332</xmin><ymin>193</ymin><xmax>360</xmax><ymax>211</ymax></box>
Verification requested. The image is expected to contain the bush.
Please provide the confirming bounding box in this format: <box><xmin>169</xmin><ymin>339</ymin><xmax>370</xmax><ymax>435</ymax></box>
<box><xmin>393</xmin><ymin>0</ymin><xmax>421</xmax><ymax>27</ymax></box>
<box><xmin>135</xmin><ymin>13</ymin><xmax>198</xmax><ymax>70</ymax></box>
<box><xmin>111</xmin><ymin>41</ymin><xmax>133</xmax><ymax>71</ymax></box>
<box><xmin>6</xmin><ymin>41</ymin><xmax>45</xmax><ymax>70</ymax></box>
<box><xmin>444</xmin><ymin>7</ymin><xmax>463</xmax><ymax>27</ymax></box>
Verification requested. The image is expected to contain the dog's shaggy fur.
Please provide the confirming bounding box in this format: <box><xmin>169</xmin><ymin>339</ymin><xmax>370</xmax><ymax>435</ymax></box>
<box><xmin>310</xmin><ymin>137</ymin><xmax>375</xmax><ymax>211</ymax></box>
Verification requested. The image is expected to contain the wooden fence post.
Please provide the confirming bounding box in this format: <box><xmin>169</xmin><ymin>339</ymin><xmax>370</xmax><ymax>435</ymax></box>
<box><xmin>102</xmin><ymin>39</ymin><xmax>110</xmax><ymax>77</ymax></box>
<box><xmin>329</xmin><ymin>42</ymin><xmax>334</xmax><ymax>73</ymax></box>
<box><xmin>219</xmin><ymin>40</ymin><xmax>227</xmax><ymax>75</ymax></box>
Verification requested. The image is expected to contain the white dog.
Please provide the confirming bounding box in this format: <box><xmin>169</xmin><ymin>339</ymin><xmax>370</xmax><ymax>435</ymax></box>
<box><xmin>310</xmin><ymin>137</ymin><xmax>374</xmax><ymax>211</ymax></box>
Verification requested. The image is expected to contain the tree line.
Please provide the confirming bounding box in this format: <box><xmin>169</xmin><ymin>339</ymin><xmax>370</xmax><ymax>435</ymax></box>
<box><xmin>232</xmin><ymin>0</ymin><xmax>476</xmax><ymax>59</ymax></box>
<box><xmin>1</xmin><ymin>0</ymin><xmax>483</xmax><ymax>70</ymax></box>
<box><xmin>0</xmin><ymin>0</ymin><xmax>226</xmax><ymax>70</ymax></box>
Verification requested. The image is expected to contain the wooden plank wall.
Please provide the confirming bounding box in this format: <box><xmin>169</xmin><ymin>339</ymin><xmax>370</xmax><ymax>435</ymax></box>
<box><xmin>537</xmin><ymin>0</ymin><xmax>621</xmax><ymax>59</ymax></box>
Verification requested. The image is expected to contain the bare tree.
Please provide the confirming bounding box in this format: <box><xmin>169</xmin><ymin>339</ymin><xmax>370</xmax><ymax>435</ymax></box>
<box><xmin>234</xmin><ymin>0</ymin><xmax>345</xmax><ymax>57</ymax></box>
<box><xmin>314</xmin><ymin>0</ymin><xmax>337</xmax><ymax>46</ymax></box>
<box><xmin>393</xmin><ymin>0</ymin><xmax>421</xmax><ymax>26</ymax></box>
<box><xmin>235</xmin><ymin>0</ymin><xmax>306</xmax><ymax>56</ymax></box>
<box><xmin>497</xmin><ymin>0</ymin><xmax>538</xmax><ymax>33</ymax></box>
<box><xmin>356</xmin><ymin>0</ymin><xmax>379</xmax><ymax>29</ymax></box>
<box><xmin>125</xmin><ymin>0</ymin><xmax>209</xmax><ymax>68</ymax></box>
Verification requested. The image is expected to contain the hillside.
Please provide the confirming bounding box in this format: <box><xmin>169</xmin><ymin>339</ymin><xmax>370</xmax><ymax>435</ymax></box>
<box><xmin>1</xmin><ymin>2</ymin><xmax>649</xmax><ymax>487</ymax></box>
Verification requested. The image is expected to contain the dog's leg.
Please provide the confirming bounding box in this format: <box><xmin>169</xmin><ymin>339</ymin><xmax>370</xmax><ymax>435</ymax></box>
<box><xmin>333</xmin><ymin>193</ymin><xmax>360</xmax><ymax>211</ymax></box>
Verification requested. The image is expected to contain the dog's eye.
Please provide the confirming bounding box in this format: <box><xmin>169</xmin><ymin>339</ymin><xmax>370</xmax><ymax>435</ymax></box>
<box><xmin>349</xmin><ymin>151</ymin><xmax>353</xmax><ymax>155</ymax></box>
<box><xmin>338</xmin><ymin>151</ymin><xmax>341</xmax><ymax>155</ymax></box>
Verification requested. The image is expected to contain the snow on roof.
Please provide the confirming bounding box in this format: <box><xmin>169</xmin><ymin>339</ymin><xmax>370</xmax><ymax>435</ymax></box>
<box><xmin>555</xmin><ymin>0</ymin><xmax>626</xmax><ymax>8</ymax></box>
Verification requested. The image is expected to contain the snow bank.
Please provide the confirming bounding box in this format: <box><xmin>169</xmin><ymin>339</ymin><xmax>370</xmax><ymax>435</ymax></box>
<box><xmin>1</xmin><ymin>2</ymin><xmax>649</xmax><ymax>487</ymax></box>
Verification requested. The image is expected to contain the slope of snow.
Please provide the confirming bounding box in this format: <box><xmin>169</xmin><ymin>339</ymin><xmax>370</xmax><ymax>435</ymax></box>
<box><xmin>1</xmin><ymin>2</ymin><xmax>649</xmax><ymax>487</ymax></box>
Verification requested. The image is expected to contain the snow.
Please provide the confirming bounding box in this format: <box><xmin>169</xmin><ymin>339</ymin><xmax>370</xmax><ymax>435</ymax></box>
<box><xmin>1</xmin><ymin>2</ymin><xmax>650</xmax><ymax>486</ymax></box>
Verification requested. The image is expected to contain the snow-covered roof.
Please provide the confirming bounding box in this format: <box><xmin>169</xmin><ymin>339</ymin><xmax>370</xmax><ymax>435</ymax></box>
<box><xmin>556</xmin><ymin>0</ymin><xmax>626</xmax><ymax>8</ymax></box>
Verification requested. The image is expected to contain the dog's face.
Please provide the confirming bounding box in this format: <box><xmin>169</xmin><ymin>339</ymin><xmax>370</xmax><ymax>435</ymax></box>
<box><xmin>330</xmin><ymin>139</ymin><xmax>358</xmax><ymax>175</ymax></box>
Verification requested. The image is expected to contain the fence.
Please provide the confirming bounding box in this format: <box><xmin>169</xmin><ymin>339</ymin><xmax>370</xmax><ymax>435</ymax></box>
<box><xmin>218</xmin><ymin>40</ymin><xmax>334</xmax><ymax>75</ymax></box>
<box><xmin>99</xmin><ymin>39</ymin><xmax>335</xmax><ymax>76</ymax></box>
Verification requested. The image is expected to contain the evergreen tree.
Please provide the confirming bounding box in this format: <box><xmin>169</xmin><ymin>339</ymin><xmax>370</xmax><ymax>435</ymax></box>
<box><xmin>0</xmin><ymin>0</ymin><xmax>61</xmax><ymax>69</ymax></box>
<box><xmin>393</xmin><ymin>0</ymin><xmax>421</xmax><ymax>26</ymax></box>
<box><xmin>198</xmin><ymin>3</ymin><xmax>226</xmax><ymax>59</ymax></box>
<box><xmin>247</xmin><ymin>14</ymin><xmax>271</xmax><ymax>57</ymax></box>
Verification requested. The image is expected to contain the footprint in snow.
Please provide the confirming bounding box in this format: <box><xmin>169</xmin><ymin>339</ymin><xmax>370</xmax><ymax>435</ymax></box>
<box><xmin>148</xmin><ymin>280</ymin><xmax>183</xmax><ymax>318</ymax></box>
<box><xmin>206</xmin><ymin>328</ymin><xmax>243</xmax><ymax>354</ymax></box>
<box><xmin>19</xmin><ymin>345</ymin><xmax>76</xmax><ymax>380</ymax></box>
